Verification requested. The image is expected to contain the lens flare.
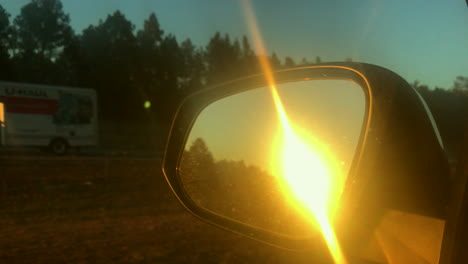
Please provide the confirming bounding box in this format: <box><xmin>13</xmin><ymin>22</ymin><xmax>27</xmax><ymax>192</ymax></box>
<box><xmin>275</xmin><ymin>121</ymin><xmax>347</xmax><ymax>264</ymax></box>
<box><xmin>241</xmin><ymin>1</ymin><xmax>347</xmax><ymax>263</ymax></box>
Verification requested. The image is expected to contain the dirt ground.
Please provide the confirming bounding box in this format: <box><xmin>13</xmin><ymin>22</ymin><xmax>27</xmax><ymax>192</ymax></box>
<box><xmin>0</xmin><ymin>157</ymin><xmax>317</xmax><ymax>263</ymax></box>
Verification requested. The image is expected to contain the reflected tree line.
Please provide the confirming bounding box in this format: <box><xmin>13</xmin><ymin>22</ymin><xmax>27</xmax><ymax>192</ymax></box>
<box><xmin>180</xmin><ymin>138</ymin><xmax>280</xmax><ymax>209</ymax></box>
<box><xmin>180</xmin><ymin>138</ymin><xmax>312</xmax><ymax>235</ymax></box>
<box><xmin>0</xmin><ymin>0</ymin><xmax>466</xmax><ymax>156</ymax></box>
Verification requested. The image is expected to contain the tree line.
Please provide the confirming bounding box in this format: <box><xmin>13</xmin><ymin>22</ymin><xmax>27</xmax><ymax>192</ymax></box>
<box><xmin>0</xmin><ymin>0</ymin><xmax>466</xmax><ymax>156</ymax></box>
<box><xmin>413</xmin><ymin>78</ymin><xmax>468</xmax><ymax>160</ymax></box>
<box><xmin>0</xmin><ymin>0</ymin><xmax>302</xmax><ymax>124</ymax></box>
<box><xmin>180</xmin><ymin>137</ymin><xmax>293</xmax><ymax>230</ymax></box>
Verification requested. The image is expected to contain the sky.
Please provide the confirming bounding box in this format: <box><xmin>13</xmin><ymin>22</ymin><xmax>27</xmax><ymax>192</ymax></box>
<box><xmin>1</xmin><ymin>0</ymin><xmax>467</xmax><ymax>89</ymax></box>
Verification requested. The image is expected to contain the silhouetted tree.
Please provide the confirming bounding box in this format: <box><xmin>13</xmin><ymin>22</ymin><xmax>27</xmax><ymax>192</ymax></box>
<box><xmin>12</xmin><ymin>0</ymin><xmax>72</xmax><ymax>83</ymax></box>
<box><xmin>133</xmin><ymin>13</ymin><xmax>165</xmax><ymax>120</ymax></box>
<box><xmin>315</xmin><ymin>56</ymin><xmax>322</xmax><ymax>64</ymax></box>
<box><xmin>284</xmin><ymin>56</ymin><xmax>295</xmax><ymax>68</ymax></box>
<box><xmin>453</xmin><ymin>76</ymin><xmax>468</xmax><ymax>94</ymax></box>
<box><xmin>179</xmin><ymin>38</ymin><xmax>205</xmax><ymax>93</ymax></box>
<box><xmin>0</xmin><ymin>5</ymin><xmax>13</xmax><ymax>80</ymax></box>
<box><xmin>80</xmin><ymin>10</ymin><xmax>139</xmax><ymax>120</ymax></box>
<box><xmin>412</xmin><ymin>80</ymin><xmax>429</xmax><ymax>93</ymax></box>
<box><xmin>13</xmin><ymin>0</ymin><xmax>71</xmax><ymax>59</ymax></box>
<box><xmin>137</xmin><ymin>13</ymin><xmax>163</xmax><ymax>49</ymax></box>
<box><xmin>159</xmin><ymin>34</ymin><xmax>182</xmax><ymax>90</ymax></box>
<box><xmin>181</xmin><ymin>138</ymin><xmax>217</xmax><ymax>186</ymax></box>
<box><xmin>0</xmin><ymin>5</ymin><xmax>10</xmax><ymax>45</ymax></box>
<box><xmin>240</xmin><ymin>35</ymin><xmax>258</xmax><ymax>75</ymax></box>
<box><xmin>241</xmin><ymin>35</ymin><xmax>254</xmax><ymax>58</ymax></box>
<box><xmin>205</xmin><ymin>32</ymin><xmax>242</xmax><ymax>84</ymax></box>
<box><xmin>55</xmin><ymin>33</ymin><xmax>82</xmax><ymax>86</ymax></box>
<box><xmin>270</xmin><ymin>52</ymin><xmax>281</xmax><ymax>69</ymax></box>
<box><xmin>155</xmin><ymin>34</ymin><xmax>183</xmax><ymax>121</ymax></box>
<box><xmin>135</xmin><ymin>13</ymin><xmax>164</xmax><ymax>86</ymax></box>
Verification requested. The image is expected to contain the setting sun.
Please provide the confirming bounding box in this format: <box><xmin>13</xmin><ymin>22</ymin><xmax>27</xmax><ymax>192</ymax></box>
<box><xmin>272</xmin><ymin>108</ymin><xmax>347</xmax><ymax>264</ymax></box>
<box><xmin>242</xmin><ymin>0</ymin><xmax>347</xmax><ymax>262</ymax></box>
<box><xmin>267</xmin><ymin>80</ymin><xmax>347</xmax><ymax>264</ymax></box>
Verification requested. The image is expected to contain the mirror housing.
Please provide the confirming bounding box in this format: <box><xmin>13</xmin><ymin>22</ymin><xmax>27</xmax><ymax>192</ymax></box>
<box><xmin>162</xmin><ymin>63</ymin><xmax>450</xmax><ymax>253</ymax></box>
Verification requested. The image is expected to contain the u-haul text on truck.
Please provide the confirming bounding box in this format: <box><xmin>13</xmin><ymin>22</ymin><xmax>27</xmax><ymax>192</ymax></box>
<box><xmin>0</xmin><ymin>82</ymin><xmax>98</xmax><ymax>155</ymax></box>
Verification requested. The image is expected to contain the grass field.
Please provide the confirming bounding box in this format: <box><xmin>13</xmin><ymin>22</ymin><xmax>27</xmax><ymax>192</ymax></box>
<box><xmin>0</xmin><ymin>157</ymin><xmax>317</xmax><ymax>263</ymax></box>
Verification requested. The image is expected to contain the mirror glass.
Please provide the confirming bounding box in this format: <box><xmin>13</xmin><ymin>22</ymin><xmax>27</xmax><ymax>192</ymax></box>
<box><xmin>179</xmin><ymin>79</ymin><xmax>366</xmax><ymax>238</ymax></box>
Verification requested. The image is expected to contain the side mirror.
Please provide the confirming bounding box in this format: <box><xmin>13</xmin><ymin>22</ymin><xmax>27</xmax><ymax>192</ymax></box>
<box><xmin>162</xmin><ymin>63</ymin><xmax>450</xmax><ymax>258</ymax></box>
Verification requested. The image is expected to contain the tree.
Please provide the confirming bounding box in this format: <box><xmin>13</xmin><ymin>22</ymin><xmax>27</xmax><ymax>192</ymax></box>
<box><xmin>13</xmin><ymin>0</ymin><xmax>72</xmax><ymax>59</ymax></box>
<box><xmin>241</xmin><ymin>35</ymin><xmax>255</xmax><ymax>58</ymax></box>
<box><xmin>136</xmin><ymin>32</ymin><xmax>184</xmax><ymax>124</ymax></box>
<box><xmin>54</xmin><ymin>33</ymin><xmax>82</xmax><ymax>86</ymax></box>
<box><xmin>188</xmin><ymin>138</ymin><xmax>215</xmax><ymax>164</ymax></box>
<box><xmin>179</xmin><ymin>137</ymin><xmax>222</xmax><ymax>210</ymax></box>
<box><xmin>284</xmin><ymin>56</ymin><xmax>295</xmax><ymax>68</ymax></box>
<box><xmin>205</xmin><ymin>32</ymin><xmax>242</xmax><ymax>84</ymax></box>
<box><xmin>0</xmin><ymin>4</ymin><xmax>13</xmax><ymax>80</ymax></box>
<box><xmin>270</xmin><ymin>52</ymin><xmax>281</xmax><ymax>69</ymax></box>
<box><xmin>135</xmin><ymin>13</ymin><xmax>164</xmax><ymax>85</ymax></box>
<box><xmin>315</xmin><ymin>56</ymin><xmax>322</xmax><ymax>64</ymax></box>
<box><xmin>240</xmin><ymin>35</ymin><xmax>258</xmax><ymax>75</ymax></box>
<box><xmin>11</xmin><ymin>0</ymin><xmax>73</xmax><ymax>84</ymax></box>
<box><xmin>134</xmin><ymin>13</ymin><xmax>165</xmax><ymax>114</ymax></box>
<box><xmin>137</xmin><ymin>13</ymin><xmax>163</xmax><ymax>49</ymax></box>
<box><xmin>181</xmin><ymin>138</ymin><xmax>217</xmax><ymax>186</ymax></box>
<box><xmin>412</xmin><ymin>80</ymin><xmax>429</xmax><ymax>93</ymax></box>
<box><xmin>179</xmin><ymin>38</ymin><xmax>205</xmax><ymax>93</ymax></box>
<box><xmin>80</xmin><ymin>10</ymin><xmax>139</xmax><ymax>120</ymax></box>
<box><xmin>81</xmin><ymin>11</ymin><xmax>137</xmax><ymax>70</ymax></box>
<box><xmin>214</xmin><ymin>159</ymin><xmax>277</xmax><ymax>209</ymax></box>
<box><xmin>453</xmin><ymin>76</ymin><xmax>468</xmax><ymax>94</ymax></box>
<box><xmin>159</xmin><ymin>34</ymin><xmax>182</xmax><ymax>90</ymax></box>
<box><xmin>0</xmin><ymin>5</ymin><xmax>11</xmax><ymax>50</ymax></box>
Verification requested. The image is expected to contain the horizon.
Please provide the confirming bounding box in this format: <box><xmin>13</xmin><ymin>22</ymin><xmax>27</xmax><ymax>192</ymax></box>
<box><xmin>0</xmin><ymin>0</ymin><xmax>467</xmax><ymax>89</ymax></box>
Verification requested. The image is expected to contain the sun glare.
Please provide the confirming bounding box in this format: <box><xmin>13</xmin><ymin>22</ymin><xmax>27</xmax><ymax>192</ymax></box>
<box><xmin>275</xmin><ymin>123</ymin><xmax>346</xmax><ymax>264</ymax></box>
<box><xmin>241</xmin><ymin>1</ymin><xmax>347</xmax><ymax>263</ymax></box>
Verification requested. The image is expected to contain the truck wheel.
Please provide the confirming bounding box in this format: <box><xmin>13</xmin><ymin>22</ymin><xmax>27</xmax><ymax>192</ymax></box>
<box><xmin>49</xmin><ymin>139</ymin><xmax>68</xmax><ymax>155</ymax></box>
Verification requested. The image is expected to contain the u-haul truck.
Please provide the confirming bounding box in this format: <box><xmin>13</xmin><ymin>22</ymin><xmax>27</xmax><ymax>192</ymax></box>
<box><xmin>0</xmin><ymin>82</ymin><xmax>98</xmax><ymax>155</ymax></box>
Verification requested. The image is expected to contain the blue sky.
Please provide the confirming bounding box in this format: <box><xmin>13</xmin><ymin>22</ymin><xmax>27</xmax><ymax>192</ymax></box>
<box><xmin>1</xmin><ymin>0</ymin><xmax>467</xmax><ymax>89</ymax></box>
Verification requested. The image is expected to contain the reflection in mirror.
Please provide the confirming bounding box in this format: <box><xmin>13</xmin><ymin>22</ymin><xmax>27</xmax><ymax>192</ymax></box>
<box><xmin>179</xmin><ymin>80</ymin><xmax>366</xmax><ymax>238</ymax></box>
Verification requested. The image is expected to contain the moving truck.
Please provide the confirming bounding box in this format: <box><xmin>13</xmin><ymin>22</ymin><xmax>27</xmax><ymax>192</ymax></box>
<box><xmin>0</xmin><ymin>82</ymin><xmax>98</xmax><ymax>155</ymax></box>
